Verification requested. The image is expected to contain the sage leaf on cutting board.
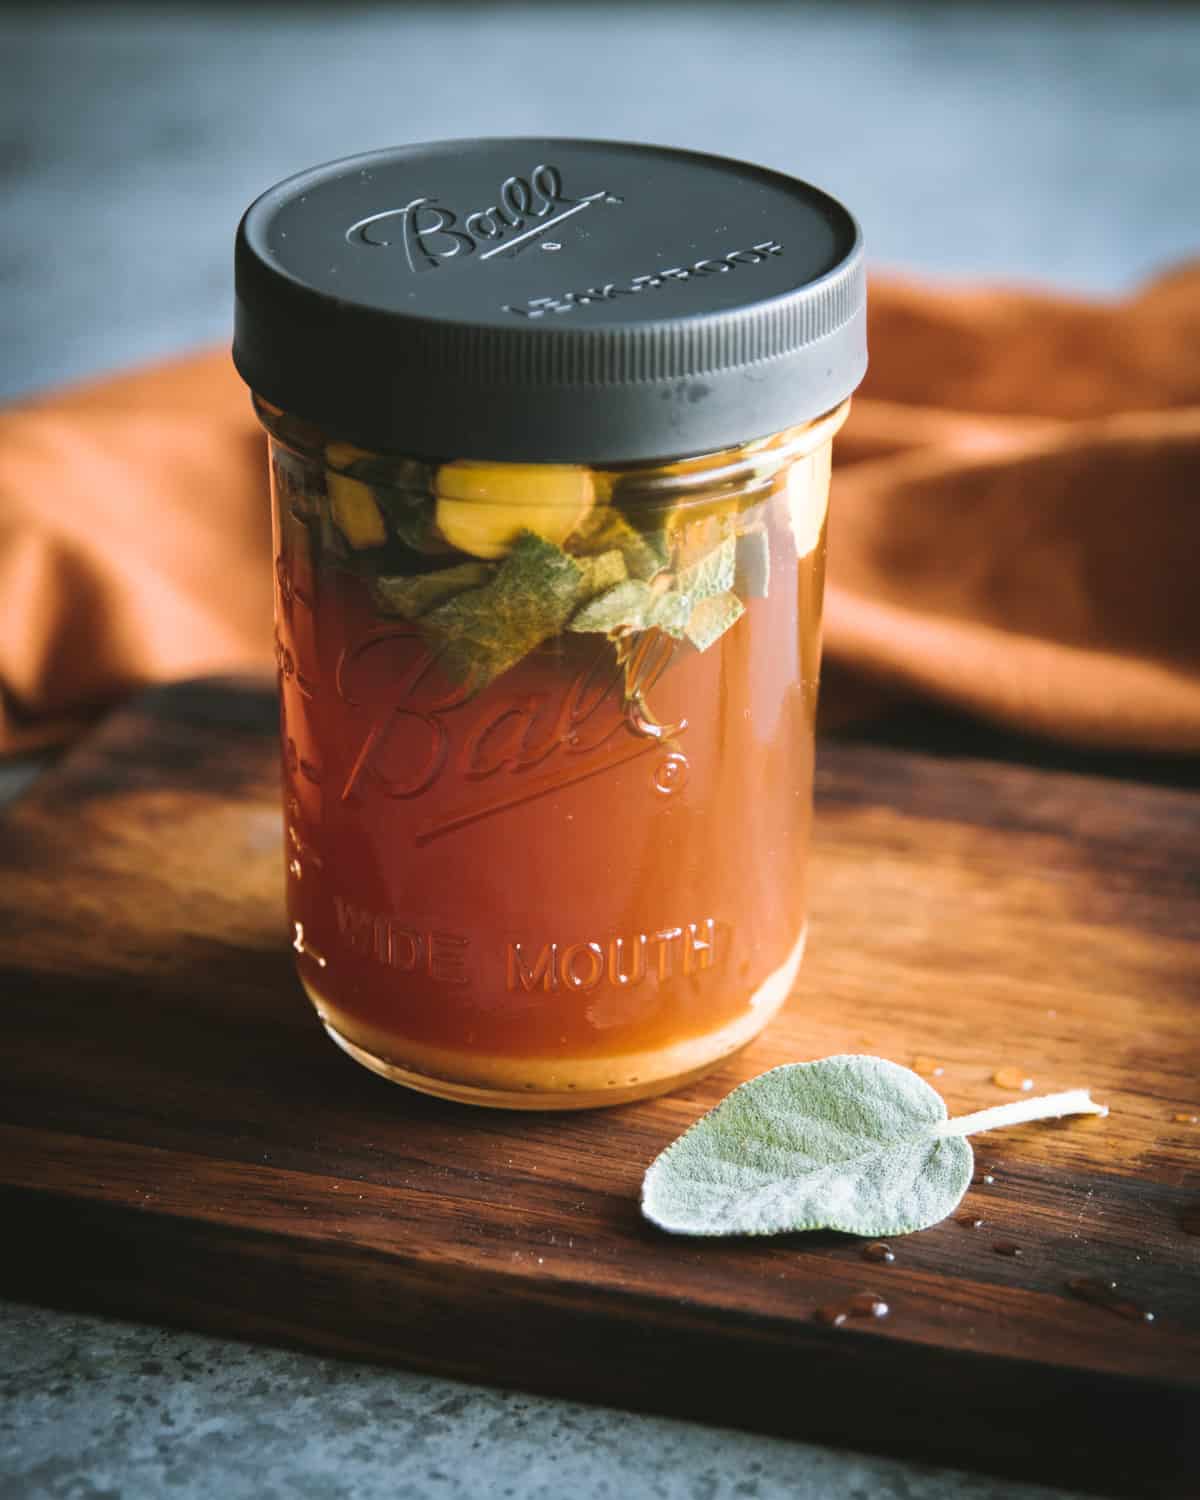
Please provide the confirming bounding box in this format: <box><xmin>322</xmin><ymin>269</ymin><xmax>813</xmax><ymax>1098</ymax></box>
<box><xmin>641</xmin><ymin>1055</ymin><xmax>1107</xmax><ymax>1238</ymax></box>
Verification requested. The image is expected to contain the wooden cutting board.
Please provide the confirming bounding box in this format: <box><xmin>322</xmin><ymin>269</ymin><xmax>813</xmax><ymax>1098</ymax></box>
<box><xmin>1</xmin><ymin>678</ymin><xmax>1197</xmax><ymax>1495</ymax></box>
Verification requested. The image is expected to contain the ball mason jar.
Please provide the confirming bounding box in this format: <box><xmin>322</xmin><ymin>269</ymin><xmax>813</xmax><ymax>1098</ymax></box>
<box><xmin>234</xmin><ymin>139</ymin><xmax>866</xmax><ymax>1109</ymax></box>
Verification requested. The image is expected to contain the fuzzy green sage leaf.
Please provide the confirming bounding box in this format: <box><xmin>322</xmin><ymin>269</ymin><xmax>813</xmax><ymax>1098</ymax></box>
<box><xmin>647</xmin><ymin>589</ymin><xmax>694</xmax><ymax>639</ymax></box>
<box><xmin>419</xmin><ymin>530</ymin><xmax>588</xmax><ymax>689</ymax></box>
<box><xmin>641</xmin><ymin>1055</ymin><xmax>1106</xmax><ymax>1239</ymax></box>
<box><xmin>572</xmin><ymin>506</ymin><xmax>669</xmax><ymax>581</ymax></box>
<box><xmin>577</xmin><ymin>548</ymin><xmax>628</xmax><ymax>596</ymax></box>
<box><xmin>569</xmin><ymin>578</ymin><xmax>653</xmax><ymax>635</ymax></box>
<box><xmin>675</xmin><ymin>534</ymin><xmax>736</xmax><ymax>602</ymax></box>
<box><xmin>374</xmin><ymin>561</ymin><xmax>493</xmax><ymax>620</ymax></box>
<box><xmin>685</xmin><ymin>591</ymin><xmax>745</xmax><ymax>652</ymax></box>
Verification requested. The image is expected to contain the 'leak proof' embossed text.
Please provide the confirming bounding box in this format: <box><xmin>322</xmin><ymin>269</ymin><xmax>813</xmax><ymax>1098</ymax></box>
<box><xmin>503</xmin><ymin>240</ymin><xmax>784</xmax><ymax>319</ymax></box>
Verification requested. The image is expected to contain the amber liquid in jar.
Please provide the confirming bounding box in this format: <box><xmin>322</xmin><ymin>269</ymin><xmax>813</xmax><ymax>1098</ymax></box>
<box><xmin>264</xmin><ymin>403</ymin><xmax>845</xmax><ymax>1108</ymax></box>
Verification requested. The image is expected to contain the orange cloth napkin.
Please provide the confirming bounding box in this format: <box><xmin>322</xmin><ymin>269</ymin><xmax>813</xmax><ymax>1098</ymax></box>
<box><xmin>2</xmin><ymin>265</ymin><xmax>1198</xmax><ymax>755</ymax></box>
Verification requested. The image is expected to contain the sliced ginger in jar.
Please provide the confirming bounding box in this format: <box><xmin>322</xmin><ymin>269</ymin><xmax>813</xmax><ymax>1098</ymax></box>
<box><xmin>435</xmin><ymin>461</ymin><xmax>595</xmax><ymax>559</ymax></box>
<box><xmin>786</xmin><ymin>441</ymin><xmax>832</xmax><ymax>558</ymax></box>
<box><xmin>324</xmin><ymin>442</ymin><xmax>388</xmax><ymax>549</ymax></box>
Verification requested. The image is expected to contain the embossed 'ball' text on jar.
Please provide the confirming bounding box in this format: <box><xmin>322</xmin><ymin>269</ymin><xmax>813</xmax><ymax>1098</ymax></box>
<box><xmin>234</xmin><ymin>139</ymin><xmax>867</xmax><ymax>1109</ymax></box>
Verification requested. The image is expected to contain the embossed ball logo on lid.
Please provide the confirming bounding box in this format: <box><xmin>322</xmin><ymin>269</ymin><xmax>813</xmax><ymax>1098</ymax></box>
<box><xmin>341</xmin><ymin>154</ymin><xmax>789</xmax><ymax>323</ymax></box>
<box><xmin>344</xmin><ymin>161</ymin><xmax>624</xmax><ymax>273</ymax></box>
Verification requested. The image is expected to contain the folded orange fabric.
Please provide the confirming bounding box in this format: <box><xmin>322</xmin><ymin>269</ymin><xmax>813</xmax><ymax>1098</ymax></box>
<box><xmin>2</xmin><ymin>265</ymin><xmax>1198</xmax><ymax>754</ymax></box>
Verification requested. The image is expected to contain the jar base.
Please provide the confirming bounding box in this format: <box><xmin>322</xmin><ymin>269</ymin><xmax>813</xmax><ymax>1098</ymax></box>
<box><xmin>320</xmin><ymin>1019</ymin><xmax>747</xmax><ymax>1110</ymax></box>
<box><xmin>303</xmin><ymin>925</ymin><xmax>806</xmax><ymax>1111</ymax></box>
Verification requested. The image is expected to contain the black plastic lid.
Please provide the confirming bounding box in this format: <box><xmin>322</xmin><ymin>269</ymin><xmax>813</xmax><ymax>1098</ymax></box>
<box><xmin>234</xmin><ymin>138</ymin><xmax>866</xmax><ymax>464</ymax></box>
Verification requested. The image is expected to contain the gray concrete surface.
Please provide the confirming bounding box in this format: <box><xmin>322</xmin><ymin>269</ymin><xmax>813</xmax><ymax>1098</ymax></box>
<box><xmin>1</xmin><ymin>4</ymin><xmax>1195</xmax><ymax>1496</ymax></box>
<box><xmin>0</xmin><ymin>1300</ymin><xmax>1093</xmax><ymax>1500</ymax></box>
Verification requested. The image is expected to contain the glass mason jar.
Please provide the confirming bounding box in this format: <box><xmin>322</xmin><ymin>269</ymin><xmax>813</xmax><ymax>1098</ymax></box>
<box><xmin>235</xmin><ymin>139</ymin><xmax>866</xmax><ymax>1108</ymax></box>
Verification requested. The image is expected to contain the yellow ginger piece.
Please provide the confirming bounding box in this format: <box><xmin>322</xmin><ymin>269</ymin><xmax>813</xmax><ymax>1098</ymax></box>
<box><xmin>435</xmin><ymin>461</ymin><xmax>594</xmax><ymax>560</ymax></box>
<box><xmin>786</xmin><ymin>441</ymin><xmax>832</xmax><ymax>559</ymax></box>
<box><xmin>325</xmin><ymin>442</ymin><xmax>386</xmax><ymax>549</ymax></box>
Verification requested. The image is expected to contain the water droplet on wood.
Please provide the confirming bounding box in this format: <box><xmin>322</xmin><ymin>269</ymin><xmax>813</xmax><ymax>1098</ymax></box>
<box><xmin>977</xmin><ymin>1173</ymin><xmax>996</xmax><ymax>1186</ymax></box>
<box><xmin>1067</xmin><ymin>1277</ymin><xmax>1154</xmax><ymax>1323</ymax></box>
<box><xmin>956</xmin><ymin>1214</ymin><xmax>984</xmax><ymax>1229</ymax></box>
<box><xmin>863</xmin><ymin>1241</ymin><xmax>895</xmax><ymax>1264</ymax></box>
<box><xmin>1172</xmin><ymin>1112</ymin><xmax>1198</xmax><ymax>1125</ymax></box>
<box><xmin>912</xmin><ymin>1056</ymin><xmax>944</xmax><ymax>1078</ymax></box>
<box><xmin>993</xmin><ymin>1241</ymin><xmax>1023</xmax><ymax>1257</ymax></box>
<box><xmin>816</xmin><ymin>1292</ymin><xmax>889</xmax><ymax>1326</ymax></box>
<box><xmin>992</xmin><ymin>1067</ymin><xmax>1034</xmax><ymax>1092</ymax></box>
<box><xmin>848</xmin><ymin>1292</ymin><xmax>889</xmax><ymax>1317</ymax></box>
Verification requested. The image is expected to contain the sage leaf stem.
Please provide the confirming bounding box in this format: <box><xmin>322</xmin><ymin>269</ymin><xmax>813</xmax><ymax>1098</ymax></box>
<box><xmin>930</xmin><ymin>1089</ymin><xmax>1106</xmax><ymax>1139</ymax></box>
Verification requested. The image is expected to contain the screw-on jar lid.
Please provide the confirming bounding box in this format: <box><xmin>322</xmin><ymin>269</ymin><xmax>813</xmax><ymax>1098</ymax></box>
<box><xmin>234</xmin><ymin>138</ymin><xmax>865</xmax><ymax>464</ymax></box>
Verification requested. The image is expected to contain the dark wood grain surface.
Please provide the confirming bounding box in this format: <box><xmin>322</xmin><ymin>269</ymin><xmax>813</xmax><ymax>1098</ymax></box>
<box><xmin>1</xmin><ymin>678</ymin><xmax>1196</xmax><ymax>1495</ymax></box>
